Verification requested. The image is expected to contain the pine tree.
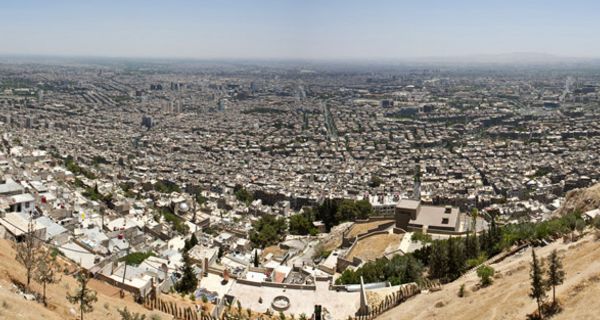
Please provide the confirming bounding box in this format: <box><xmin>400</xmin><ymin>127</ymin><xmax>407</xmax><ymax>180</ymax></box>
<box><xmin>429</xmin><ymin>240</ymin><xmax>448</xmax><ymax>280</ymax></box>
<box><xmin>447</xmin><ymin>237</ymin><xmax>465</xmax><ymax>280</ymax></box>
<box><xmin>529</xmin><ymin>249</ymin><xmax>546</xmax><ymax>319</ymax></box>
<box><xmin>546</xmin><ymin>249</ymin><xmax>565</xmax><ymax>305</ymax></box>
<box><xmin>35</xmin><ymin>254</ymin><xmax>59</xmax><ymax>306</ymax></box>
<box><xmin>253</xmin><ymin>250</ymin><xmax>259</xmax><ymax>268</ymax></box>
<box><xmin>217</xmin><ymin>246</ymin><xmax>224</xmax><ymax>259</ymax></box>
<box><xmin>403</xmin><ymin>256</ymin><xmax>418</xmax><ymax>283</ymax></box>
<box><xmin>66</xmin><ymin>271</ymin><xmax>98</xmax><ymax>320</ymax></box>
<box><xmin>175</xmin><ymin>253</ymin><xmax>198</xmax><ymax>294</ymax></box>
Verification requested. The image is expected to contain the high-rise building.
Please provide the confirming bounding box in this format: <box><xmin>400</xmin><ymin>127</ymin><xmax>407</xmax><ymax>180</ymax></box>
<box><xmin>141</xmin><ymin>115</ymin><xmax>154</xmax><ymax>129</ymax></box>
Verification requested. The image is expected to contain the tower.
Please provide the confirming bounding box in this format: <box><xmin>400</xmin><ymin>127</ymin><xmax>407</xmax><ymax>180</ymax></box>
<box><xmin>413</xmin><ymin>164</ymin><xmax>421</xmax><ymax>201</ymax></box>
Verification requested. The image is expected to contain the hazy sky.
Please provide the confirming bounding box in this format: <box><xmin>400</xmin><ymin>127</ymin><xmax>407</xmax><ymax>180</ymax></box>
<box><xmin>1</xmin><ymin>0</ymin><xmax>599</xmax><ymax>60</ymax></box>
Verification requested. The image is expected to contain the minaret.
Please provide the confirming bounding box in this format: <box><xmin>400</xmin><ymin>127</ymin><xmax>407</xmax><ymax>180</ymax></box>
<box><xmin>413</xmin><ymin>164</ymin><xmax>421</xmax><ymax>201</ymax></box>
<box><xmin>358</xmin><ymin>276</ymin><xmax>370</xmax><ymax>316</ymax></box>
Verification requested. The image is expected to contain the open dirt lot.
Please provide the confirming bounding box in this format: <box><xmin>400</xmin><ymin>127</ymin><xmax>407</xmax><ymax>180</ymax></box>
<box><xmin>346</xmin><ymin>233</ymin><xmax>403</xmax><ymax>262</ymax></box>
<box><xmin>346</xmin><ymin>220</ymin><xmax>394</xmax><ymax>239</ymax></box>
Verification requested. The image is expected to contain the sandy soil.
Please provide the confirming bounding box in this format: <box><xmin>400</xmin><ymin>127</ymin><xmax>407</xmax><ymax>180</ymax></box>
<box><xmin>0</xmin><ymin>239</ymin><xmax>171</xmax><ymax>320</ymax></box>
<box><xmin>379</xmin><ymin>232</ymin><xmax>600</xmax><ymax>320</ymax></box>
<box><xmin>261</xmin><ymin>245</ymin><xmax>287</xmax><ymax>259</ymax></box>
<box><xmin>346</xmin><ymin>233</ymin><xmax>403</xmax><ymax>262</ymax></box>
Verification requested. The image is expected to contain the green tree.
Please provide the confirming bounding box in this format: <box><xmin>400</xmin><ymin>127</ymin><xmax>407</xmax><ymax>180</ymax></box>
<box><xmin>66</xmin><ymin>271</ymin><xmax>98</xmax><ymax>320</ymax></box>
<box><xmin>336</xmin><ymin>199</ymin><xmax>360</xmax><ymax>222</ymax></box>
<box><xmin>35</xmin><ymin>254</ymin><xmax>59</xmax><ymax>306</ymax></box>
<box><xmin>217</xmin><ymin>246</ymin><xmax>224</xmax><ymax>260</ymax></box>
<box><xmin>355</xmin><ymin>200</ymin><xmax>373</xmax><ymax>219</ymax></box>
<box><xmin>289</xmin><ymin>214</ymin><xmax>316</xmax><ymax>236</ymax></box>
<box><xmin>529</xmin><ymin>249</ymin><xmax>546</xmax><ymax>319</ymax></box>
<box><xmin>175</xmin><ymin>254</ymin><xmax>198</xmax><ymax>294</ymax></box>
<box><xmin>429</xmin><ymin>240</ymin><xmax>448</xmax><ymax>280</ymax></box>
<box><xmin>249</xmin><ymin>215</ymin><xmax>287</xmax><ymax>248</ymax></box>
<box><xmin>253</xmin><ymin>250</ymin><xmax>260</xmax><ymax>268</ymax></box>
<box><xmin>446</xmin><ymin>237</ymin><xmax>466</xmax><ymax>280</ymax></box>
<box><xmin>368</xmin><ymin>176</ymin><xmax>383</xmax><ymax>188</ymax></box>
<box><xmin>183</xmin><ymin>234</ymin><xmax>198</xmax><ymax>253</ymax></box>
<box><xmin>546</xmin><ymin>249</ymin><xmax>565</xmax><ymax>305</ymax></box>
<box><xmin>402</xmin><ymin>256</ymin><xmax>420</xmax><ymax>283</ymax></box>
<box><xmin>234</xmin><ymin>187</ymin><xmax>254</xmax><ymax>205</ymax></box>
<box><xmin>476</xmin><ymin>265</ymin><xmax>494</xmax><ymax>287</ymax></box>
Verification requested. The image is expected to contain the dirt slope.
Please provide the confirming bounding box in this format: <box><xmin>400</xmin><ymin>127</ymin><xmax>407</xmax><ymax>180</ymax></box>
<box><xmin>0</xmin><ymin>239</ymin><xmax>169</xmax><ymax>320</ymax></box>
<box><xmin>556</xmin><ymin>183</ymin><xmax>600</xmax><ymax>216</ymax></box>
<box><xmin>379</xmin><ymin>233</ymin><xmax>600</xmax><ymax>320</ymax></box>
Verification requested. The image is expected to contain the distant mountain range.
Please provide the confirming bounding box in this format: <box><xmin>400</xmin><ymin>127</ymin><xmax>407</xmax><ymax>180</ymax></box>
<box><xmin>407</xmin><ymin>52</ymin><xmax>600</xmax><ymax>65</ymax></box>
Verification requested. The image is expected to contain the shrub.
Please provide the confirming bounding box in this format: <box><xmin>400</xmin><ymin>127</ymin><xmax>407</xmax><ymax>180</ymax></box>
<box><xmin>477</xmin><ymin>265</ymin><xmax>494</xmax><ymax>287</ymax></box>
<box><xmin>458</xmin><ymin>284</ymin><xmax>465</xmax><ymax>297</ymax></box>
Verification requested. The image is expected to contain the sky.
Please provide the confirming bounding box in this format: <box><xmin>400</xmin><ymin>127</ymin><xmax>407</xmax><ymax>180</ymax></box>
<box><xmin>1</xmin><ymin>0</ymin><xmax>599</xmax><ymax>60</ymax></box>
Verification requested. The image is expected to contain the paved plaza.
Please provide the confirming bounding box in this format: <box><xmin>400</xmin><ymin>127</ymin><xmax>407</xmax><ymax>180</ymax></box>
<box><xmin>229</xmin><ymin>281</ymin><xmax>360</xmax><ymax>318</ymax></box>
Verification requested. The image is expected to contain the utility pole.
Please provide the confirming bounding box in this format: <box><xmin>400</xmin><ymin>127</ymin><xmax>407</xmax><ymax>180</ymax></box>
<box><xmin>100</xmin><ymin>207</ymin><xmax>105</xmax><ymax>231</ymax></box>
<box><xmin>120</xmin><ymin>246</ymin><xmax>129</xmax><ymax>299</ymax></box>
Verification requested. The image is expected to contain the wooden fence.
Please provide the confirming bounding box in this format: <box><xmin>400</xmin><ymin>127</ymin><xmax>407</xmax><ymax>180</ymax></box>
<box><xmin>143</xmin><ymin>296</ymin><xmax>217</xmax><ymax>320</ymax></box>
<box><xmin>353</xmin><ymin>280</ymin><xmax>441</xmax><ymax>320</ymax></box>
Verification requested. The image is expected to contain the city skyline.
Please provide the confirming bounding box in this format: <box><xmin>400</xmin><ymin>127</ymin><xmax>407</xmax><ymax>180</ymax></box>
<box><xmin>2</xmin><ymin>0</ymin><xmax>600</xmax><ymax>60</ymax></box>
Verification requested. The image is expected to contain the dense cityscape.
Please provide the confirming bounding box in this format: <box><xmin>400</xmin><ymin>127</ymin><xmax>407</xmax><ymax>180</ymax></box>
<box><xmin>3</xmin><ymin>1</ymin><xmax>600</xmax><ymax>319</ymax></box>
<box><xmin>1</xmin><ymin>58</ymin><xmax>600</xmax><ymax>319</ymax></box>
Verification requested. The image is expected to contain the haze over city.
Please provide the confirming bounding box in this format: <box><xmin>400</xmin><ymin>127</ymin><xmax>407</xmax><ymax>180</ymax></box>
<box><xmin>2</xmin><ymin>0</ymin><xmax>600</xmax><ymax>60</ymax></box>
<box><xmin>2</xmin><ymin>1</ymin><xmax>600</xmax><ymax>320</ymax></box>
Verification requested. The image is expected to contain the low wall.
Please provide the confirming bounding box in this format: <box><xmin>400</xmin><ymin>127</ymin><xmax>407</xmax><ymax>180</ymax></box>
<box><xmin>342</xmin><ymin>219</ymin><xmax>396</xmax><ymax>247</ymax></box>
<box><xmin>95</xmin><ymin>272</ymin><xmax>144</xmax><ymax>297</ymax></box>
<box><xmin>235</xmin><ymin>278</ymin><xmax>316</xmax><ymax>291</ymax></box>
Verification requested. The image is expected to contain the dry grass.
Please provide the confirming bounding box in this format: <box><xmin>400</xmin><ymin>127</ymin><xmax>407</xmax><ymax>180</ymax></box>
<box><xmin>378</xmin><ymin>233</ymin><xmax>600</xmax><ymax>320</ymax></box>
<box><xmin>0</xmin><ymin>239</ymin><xmax>170</xmax><ymax>320</ymax></box>
<box><xmin>556</xmin><ymin>182</ymin><xmax>600</xmax><ymax>216</ymax></box>
<box><xmin>261</xmin><ymin>245</ymin><xmax>286</xmax><ymax>259</ymax></box>
<box><xmin>346</xmin><ymin>220</ymin><xmax>394</xmax><ymax>239</ymax></box>
<box><xmin>346</xmin><ymin>233</ymin><xmax>403</xmax><ymax>262</ymax></box>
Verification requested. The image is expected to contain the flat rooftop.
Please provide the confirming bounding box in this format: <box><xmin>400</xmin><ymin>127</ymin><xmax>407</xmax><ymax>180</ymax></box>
<box><xmin>396</xmin><ymin>199</ymin><xmax>421</xmax><ymax>210</ymax></box>
<box><xmin>410</xmin><ymin>205</ymin><xmax>460</xmax><ymax>230</ymax></box>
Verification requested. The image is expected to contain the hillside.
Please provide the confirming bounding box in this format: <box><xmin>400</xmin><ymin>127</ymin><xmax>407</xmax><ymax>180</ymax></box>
<box><xmin>0</xmin><ymin>239</ymin><xmax>169</xmax><ymax>320</ymax></box>
<box><xmin>379</xmin><ymin>233</ymin><xmax>600</xmax><ymax>320</ymax></box>
<box><xmin>556</xmin><ymin>183</ymin><xmax>600</xmax><ymax>216</ymax></box>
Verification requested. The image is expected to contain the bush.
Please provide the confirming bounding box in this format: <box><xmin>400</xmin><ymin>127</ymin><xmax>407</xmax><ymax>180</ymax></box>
<box><xmin>476</xmin><ymin>265</ymin><xmax>494</xmax><ymax>287</ymax></box>
<box><xmin>411</xmin><ymin>231</ymin><xmax>432</xmax><ymax>243</ymax></box>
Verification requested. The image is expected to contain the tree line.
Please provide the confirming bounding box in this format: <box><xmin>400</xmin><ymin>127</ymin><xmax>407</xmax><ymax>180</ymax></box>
<box><xmin>337</xmin><ymin>212</ymin><xmax>584</xmax><ymax>287</ymax></box>
<box><xmin>299</xmin><ymin>198</ymin><xmax>373</xmax><ymax>233</ymax></box>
